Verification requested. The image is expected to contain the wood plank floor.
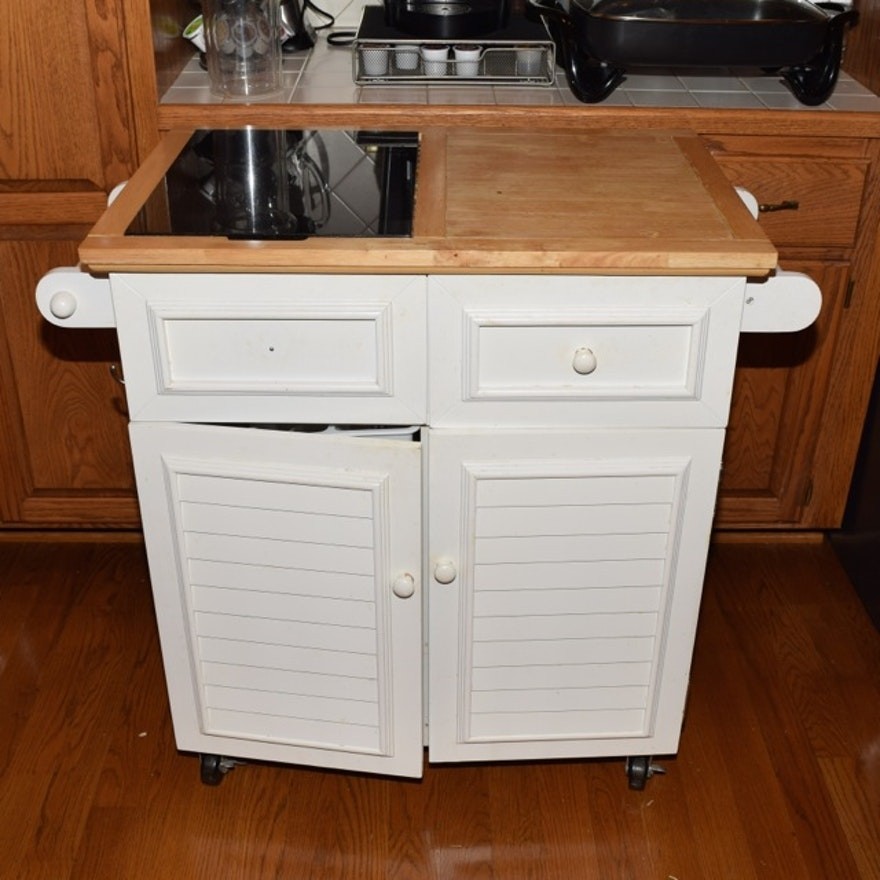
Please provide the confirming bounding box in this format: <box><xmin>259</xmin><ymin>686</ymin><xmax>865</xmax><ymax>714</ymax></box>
<box><xmin>0</xmin><ymin>538</ymin><xmax>878</xmax><ymax>880</ymax></box>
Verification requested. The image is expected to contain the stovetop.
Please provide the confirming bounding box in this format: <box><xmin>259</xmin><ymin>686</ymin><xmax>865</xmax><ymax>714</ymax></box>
<box><xmin>125</xmin><ymin>129</ymin><xmax>419</xmax><ymax>241</ymax></box>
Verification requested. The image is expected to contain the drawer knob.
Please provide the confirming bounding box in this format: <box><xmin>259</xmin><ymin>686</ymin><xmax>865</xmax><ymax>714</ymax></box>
<box><xmin>392</xmin><ymin>573</ymin><xmax>416</xmax><ymax>599</ymax></box>
<box><xmin>572</xmin><ymin>347</ymin><xmax>598</xmax><ymax>375</ymax></box>
<box><xmin>433</xmin><ymin>559</ymin><xmax>457</xmax><ymax>584</ymax></box>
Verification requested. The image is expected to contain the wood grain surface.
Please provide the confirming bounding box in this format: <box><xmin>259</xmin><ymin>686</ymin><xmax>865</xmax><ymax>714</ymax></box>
<box><xmin>79</xmin><ymin>128</ymin><xmax>777</xmax><ymax>275</ymax></box>
<box><xmin>0</xmin><ymin>239</ymin><xmax>138</xmax><ymax>527</ymax></box>
<box><xmin>0</xmin><ymin>538</ymin><xmax>878</xmax><ymax>879</ymax></box>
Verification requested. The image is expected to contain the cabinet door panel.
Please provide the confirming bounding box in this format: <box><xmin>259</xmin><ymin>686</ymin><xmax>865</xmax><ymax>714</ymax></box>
<box><xmin>427</xmin><ymin>428</ymin><xmax>723</xmax><ymax>763</ymax></box>
<box><xmin>0</xmin><ymin>239</ymin><xmax>137</xmax><ymax>525</ymax></box>
<box><xmin>130</xmin><ymin>422</ymin><xmax>424</xmax><ymax>778</ymax></box>
<box><xmin>1</xmin><ymin>0</ymin><xmax>145</xmax><ymax>526</ymax></box>
<box><xmin>715</xmin><ymin>261</ymin><xmax>849</xmax><ymax>527</ymax></box>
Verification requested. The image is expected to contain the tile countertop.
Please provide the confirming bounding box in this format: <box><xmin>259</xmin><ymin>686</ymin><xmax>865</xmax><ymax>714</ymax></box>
<box><xmin>162</xmin><ymin>34</ymin><xmax>880</xmax><ymax>112</ymax></box>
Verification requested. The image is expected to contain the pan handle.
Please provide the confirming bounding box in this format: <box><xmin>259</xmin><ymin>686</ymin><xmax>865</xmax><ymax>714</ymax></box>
<box><xmin>527</xmin><ymin>0</ymin><xmax>572</xmax><ymax>28</ymax></box>
<box><xmin>783</xmin><ymin>8</ymin><xmax>857</xmax><ymax>105</ymax></box>
<box><xmin>813</xmin><ymin>2</ymin><xmax>858</xmax><ymax>16</ymax></box>
<box><xmin>529</xmin><ymin>0</ymin><xmax>624</xmax><ymax>103</ymax></box>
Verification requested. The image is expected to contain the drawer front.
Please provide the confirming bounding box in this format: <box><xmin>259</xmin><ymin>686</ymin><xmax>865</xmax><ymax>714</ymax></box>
<box><xmin>428</xmin><ymin>275</ymin><xmax>745</xmax><ymax>428</ymax></box>
<box><xmin>112</xmin><ymin>274</ymin><xmax>427</xmax><ymax>423</ymax></box>
<box><xmin>712</xmin><ymin>155</ymin><xmax>868</xmax><ymax>250</ymax></box>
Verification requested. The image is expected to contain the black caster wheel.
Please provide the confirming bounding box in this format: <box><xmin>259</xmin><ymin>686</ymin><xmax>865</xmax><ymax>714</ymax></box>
<box><xmin>625</xmin><ymin>756</ymin><xmax>664</xmax><ymax>790</ymax></box>
<box><xmin>199</xmin><ymin>753</ymin><xmax>233</xmax><ymax>786</ymax></box>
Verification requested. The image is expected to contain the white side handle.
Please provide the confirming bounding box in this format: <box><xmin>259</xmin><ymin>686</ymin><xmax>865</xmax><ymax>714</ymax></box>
<box><xmin>735</xmin><ymin>186</ymin><xmax>760</xmax><ymax>220</ymax></box>
<box><xmin>108</xmin><ymin>181</ymin><xmax>128</xmax><ymax>205</ymax></box>
<box><xmin>36</xmin><ymin>267</ymin><xmax>116</xmax><ymax>328</ymax></box>
<box><xmin>741</xmin><ymin>271</ymin><xmax>822</xmax><ymax>333</ymax></box>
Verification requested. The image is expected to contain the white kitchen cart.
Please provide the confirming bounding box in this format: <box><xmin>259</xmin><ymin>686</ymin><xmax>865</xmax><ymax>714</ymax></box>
<box><xmin>38</xmin><ymin>128</ymin><xmax>818</xmax><ymax>790</ymax></box>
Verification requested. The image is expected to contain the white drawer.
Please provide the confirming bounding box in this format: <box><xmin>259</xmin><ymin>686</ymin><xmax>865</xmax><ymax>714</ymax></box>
<box><xmin>112</xmin><ymin>274</ymin><xmax>427</xmax><ymax>423</ymax></box>
<box><xmin>428</xmin><ymin>275</ymin><xmax>746</xmax><ymax>428</ymax></box>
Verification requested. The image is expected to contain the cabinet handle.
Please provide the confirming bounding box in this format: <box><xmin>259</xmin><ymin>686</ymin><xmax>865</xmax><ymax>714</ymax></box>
<box><xmin>758</xmin><ymin>199</ymin><xmax>800</xmax><ymax>213</ymax></box>
<box><xmin>109</xmin><ymin>363</ymin><xmax>125</xmax><ymax>385</ymax></box>
<box><xmin>433</xmin><ymin>559</ymin><xmax>457</xmax><ymax>584</ymax></box>
<box><xmin>392</xmin><ymin>573</ymin><xmax>416</xmax><ymax>599</ymax></box>
<box><xmin>572</xmin><ymin>347</ymin><xmax>598</xmax><ymax>375</ymax></box>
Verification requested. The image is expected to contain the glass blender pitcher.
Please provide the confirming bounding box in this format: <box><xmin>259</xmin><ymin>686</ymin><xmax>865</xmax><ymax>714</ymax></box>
<box><xmin>203</xmin><ymin>0</ymin><xmax>283</xmax><ymax>98</ymax></box>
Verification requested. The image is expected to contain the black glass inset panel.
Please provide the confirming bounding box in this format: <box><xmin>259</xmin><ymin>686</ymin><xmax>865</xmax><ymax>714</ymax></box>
<box><xmin>126</xmin><ymin>129</ymin><xmax>418</xmax><ymax>240</ymax></box>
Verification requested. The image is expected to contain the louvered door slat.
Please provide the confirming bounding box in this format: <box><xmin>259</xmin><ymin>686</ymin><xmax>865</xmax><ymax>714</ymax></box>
<box><xmin>472</xmin><ymin>661</ymin><xmax>652</xmax><ymax>691</ymax></box>
<box><xmin>202</xmin><ymin>661</ymin><xmax>377</xmax><ymax>701</ymax></box>
<box><xmin>191</xmin><ymin>585</ymin><xmax>376</xmax><ymax>629</ymax></box>
<box><xmin>181</xmin><ymin>500</ymin><xmax>376</xmax><ymax>546</ymax></box>
<box><xmin>189</xmin><ymin>559</ymin><xmax>374</xmax><ymax>601</ymax></box>
<box><xmin>473</xmin><ymin>586</ymin><xmax>662</xmax><ymax>616</ymax></box>
<box><xmin>473</xmin><ymin>559</ymin><xmax>665</xmax><ymax>590</ymax></box>
<box><xmin>198</xmin><ymin>637</ymin><xmax>377</xmax><ymax>679</ymax></box>
<box><xmin>185</xmin><ymin>532</ymin><xmax>375</xmax><ymax>575</ymax></box>
<box><xmin>476</xmin><ymin>502</ymin><xmax>673</xmax><ymax>536</ymax></box>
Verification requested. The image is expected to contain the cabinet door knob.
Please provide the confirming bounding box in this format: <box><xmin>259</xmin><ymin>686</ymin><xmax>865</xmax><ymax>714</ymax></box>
<box><xmin>392</xmin><ymin>573</ymin><xmax>416</xmax><ymax>599</ymax></box>
<box><xmin>572</xmin><ymin>347</ymin><xmax>597</xmax><ymax>375</ymax></box>
<box><xmin>433</xmin><ymin>559</ymin><xmax>457</xmax><ymax>584</ymax></box>
<box><xmin>49</xmin><ymin>291</ymin><xmax>78</xmax><ymax>319</ymax></box>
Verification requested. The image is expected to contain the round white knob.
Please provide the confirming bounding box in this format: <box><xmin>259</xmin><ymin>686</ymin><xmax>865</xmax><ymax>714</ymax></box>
<box><xmin>49</xmin><ymin>291</ymin><xmax>78</xmax><ymax>319</ymax></box>
<box><xmin>433</xmin><ymin>559</ymin><xmax>457</xmax><ymax>584</ymax></box>
<box><xmin>392</xmin><ymin>573</ymin><xmax>415</xmax><ymax>599</ymax></box>
<box><xmin>572</xmin><ymin>347</ymin><xmax>597</xmax><ymax>375</ymax></box>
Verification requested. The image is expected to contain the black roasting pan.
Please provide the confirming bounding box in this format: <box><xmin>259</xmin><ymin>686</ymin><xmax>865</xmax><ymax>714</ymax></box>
<box><xmin>529</xmin><ymin>0</ymin><xmax>858</xmax><ymax>103</ymax></box>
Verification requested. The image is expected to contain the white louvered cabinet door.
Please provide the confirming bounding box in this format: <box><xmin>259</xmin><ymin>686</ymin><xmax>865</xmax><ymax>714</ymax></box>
<box><xmin>129</xmin><ymin>422</ymin><xmax>424</xmax><ymax>778</ymax></box>
<box><xmin>426</xmin><ymin>427</ymin><xmax>724</xmax><ymax>764</ymax></box>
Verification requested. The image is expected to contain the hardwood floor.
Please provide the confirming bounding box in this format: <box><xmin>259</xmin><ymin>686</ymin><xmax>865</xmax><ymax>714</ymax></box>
<box><xmin>0</xmin><ymin>537</ymin><xmax>878</xmax><ymax>879</ymax></box>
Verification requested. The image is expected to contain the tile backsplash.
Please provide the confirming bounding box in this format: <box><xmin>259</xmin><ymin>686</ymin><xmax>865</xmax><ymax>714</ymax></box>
<box><xmin>163</xmin><ymin>1</ymin><xmax>880</xmax><ymax>114</ymax></box>
<box><xmin>163</xmin><ymin>33</ymin><xmax>880</xmax><ymax>112</ymax></box>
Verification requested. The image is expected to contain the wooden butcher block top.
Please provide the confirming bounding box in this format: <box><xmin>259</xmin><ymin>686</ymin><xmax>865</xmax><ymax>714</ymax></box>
<box><xmin>79</xmin><ymin>127</ymin><xmax>777</xmax><ymax>276</ymax></box>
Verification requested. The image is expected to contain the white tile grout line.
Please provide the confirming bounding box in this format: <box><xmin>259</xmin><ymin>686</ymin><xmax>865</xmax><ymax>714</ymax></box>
<box><xmin>161</xmin><ymin>49</ymin><xmax>880</xmax><ymax>110</ymax></box>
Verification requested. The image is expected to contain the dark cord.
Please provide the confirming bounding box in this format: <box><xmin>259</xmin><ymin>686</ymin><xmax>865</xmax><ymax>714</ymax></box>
<box><xmin>304</xmin><ymin>0</ymin><xmax>336</xmax><ymax>29</ymax></box>
<box><xmin>326</xmin><ymin>29</ymin><xmax>357</xmax><ymax>45</ymax></box>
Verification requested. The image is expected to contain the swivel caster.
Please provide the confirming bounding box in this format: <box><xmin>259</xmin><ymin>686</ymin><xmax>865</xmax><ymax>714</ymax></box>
<box><xmin>199</xmin><ymin>753</ymin><xmax>236</xmax><ymax>786</ymax></box>
<box><xmin>625</xmin><ymin>756</ymin><xmax>665</xmax><ymax>790</ymax></box>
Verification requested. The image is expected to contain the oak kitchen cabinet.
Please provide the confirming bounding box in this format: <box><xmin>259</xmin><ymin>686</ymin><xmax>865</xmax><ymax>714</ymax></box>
<box><xmin>708</xmin><ymin>134</ymin><xmax>878</xmax><ymax>528</ymax></box>
<box><xmin>0</xmin><ymin>0</ymin><xmax>162</xmax><ymax>527</ymax></box>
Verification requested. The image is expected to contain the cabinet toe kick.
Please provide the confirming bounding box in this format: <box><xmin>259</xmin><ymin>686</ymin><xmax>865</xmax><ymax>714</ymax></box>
<box><xmin>741</xmin><ymin>270</ymin><xmax>822</xmax><ymax>333</ymax></box>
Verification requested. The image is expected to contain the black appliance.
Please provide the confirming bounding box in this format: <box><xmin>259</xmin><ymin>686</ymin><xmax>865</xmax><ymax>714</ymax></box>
<box><xmin>529</xmin><ymin>0</ymin><xmax>858</xmax><ymax>105</ymax></box>
<box><xmin>280</xmin><ymin>0</ymin><xmax>316</xmax><ymax>51</ymax></box>
<box><xmin>384</xmin><ymin>0</ymin><xmax>509</xmax><ymax>39</ymax></box>
<box><xmin>125</xmin><ymin>129</ymin><xmax>418</xmax><ymax>241</ymax></box>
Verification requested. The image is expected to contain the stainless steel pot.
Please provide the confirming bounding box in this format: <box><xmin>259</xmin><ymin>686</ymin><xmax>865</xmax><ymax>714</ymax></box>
<box><xmin>529</xmin><ymin>0</ymin><xmax>858</xmax><ymax>104</ymax></box>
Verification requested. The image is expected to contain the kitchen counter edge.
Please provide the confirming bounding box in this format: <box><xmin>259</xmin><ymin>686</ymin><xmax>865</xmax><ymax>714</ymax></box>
<box><xmin>156</xmin><ymin>103</ymin><xmax>880</xmax><ymax>139</ymax></box>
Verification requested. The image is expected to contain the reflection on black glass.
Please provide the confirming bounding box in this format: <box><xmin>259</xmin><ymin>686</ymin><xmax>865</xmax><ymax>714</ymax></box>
<box><xmin>125</xmin><ymin>130</ymin><xmax>418</xmax><ymax>241</ymax></box>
